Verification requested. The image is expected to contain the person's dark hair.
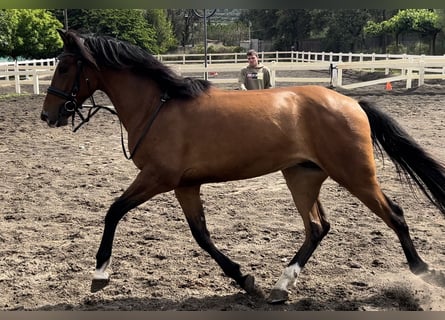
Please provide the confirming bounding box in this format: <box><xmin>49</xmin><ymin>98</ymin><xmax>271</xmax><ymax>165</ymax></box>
<box><xmin>247</xmin><ymin>49</ymin><xmax>258</xmax><ymax>57</ymax></box>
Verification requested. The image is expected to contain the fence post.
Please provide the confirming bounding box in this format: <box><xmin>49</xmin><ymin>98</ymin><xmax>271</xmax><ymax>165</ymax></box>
<box><xmin>270</xmin><ymin>62</ymin><xmax>276</xmax><ymax>87</ymax></box>
<box><xmin>401</xmin><ymin>54</ymin><xmax>407</xmax><ymax>76</ymax></box>
<box><xmin>336</xmin><ymin>66</ymin><xmax>342</xmax><ymax>87</ymax></box>
<box><xmin>33</xmin><ymin>69</ymin><xmax>40</xmax><ymax>94</ymax></box>
<box><xmin>359</xmin><ymin>53</ymin><xmax>364</xmax><ymax>71</ymax></box>
<box><xmin>418</xmin><ymin>67</ymin><xmax>425</xmax><ymax>87</ymax></box>
<box><xmin>330</xmin><ymin>63</ymin><xmax>338</xmax><ymax>87</ymax></box>
<box><xmin>5</xmin><ymin>63</ymin><xmax>11</xmax><ymax>81</ymax></box>
<box><xmin>406</xmin><ymin>57</ymin><xmax>413</xmax><ymax>89</ymax></box>
<box><xmin>14</xmin><ymin>61</ymin><xmax>21</xmax><ymax>94</ymax></box>
<box><xmin>406</xmin><ymin>68</ymin><xmax>412</xmax><ymax>89</ymax></box>
<box><xmin>443</xmin><ymin>54</ymin><xmax>445</xmax><ymax>75</ymax></box>
<box><xmin>418</xmin><ymin>55</ymin><xmax>425</xmax><ymax>86</ymax></box>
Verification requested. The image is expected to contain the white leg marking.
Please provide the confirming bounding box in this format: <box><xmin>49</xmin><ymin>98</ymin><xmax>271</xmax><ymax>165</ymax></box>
<box><xmin>93</xmin><ymin>258</ymin><xmax>111</xmax><ymax>280</ymax></box>
<box><xmin>273</xmin><ymin>263</ymin><xmax>302</xmax><ymax>291</ymax></box>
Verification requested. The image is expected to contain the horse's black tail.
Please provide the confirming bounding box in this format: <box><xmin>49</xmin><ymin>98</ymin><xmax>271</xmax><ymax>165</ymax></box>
<box><xmin>359</xmin><ymin>100</ymin><xmax>445</xmax><ymax>215</ymax></box>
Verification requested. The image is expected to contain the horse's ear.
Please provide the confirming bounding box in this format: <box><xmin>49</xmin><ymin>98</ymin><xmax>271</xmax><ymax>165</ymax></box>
<box><xmin>56</xmin><ymin>28</ymin><xmax>99</xmax><ymax>70</ymax></box>
<box><xmin>57</xmin><ymin>28</ymin><xmax>67</xmax><ymax>43</ymax></box>
<box><xmin>57</xmin><ymin>29</ymin><xmax>78</xmax><ymax>49</ymax></box>
<box><xmin>56</xmin><ymin>29</ymin><xmax>80</xmax><ymax>53</ymax></box>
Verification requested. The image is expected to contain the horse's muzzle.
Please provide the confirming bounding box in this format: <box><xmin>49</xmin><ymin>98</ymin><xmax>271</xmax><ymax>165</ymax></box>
<box><xmin>40</xmin><ymin>110</ymin><xmax>69</xmax><ymax>127</ymax></box>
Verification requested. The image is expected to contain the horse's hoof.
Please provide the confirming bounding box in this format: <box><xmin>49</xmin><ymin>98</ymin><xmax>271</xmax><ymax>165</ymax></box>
<box><xmin>242</xmin><ymin>274</ymin><xmax>265</xmax><ymax>298</ymax></box>
<box><xmin>410</xmin><ymin>261</ymin><xmax>429</xmax><ymax>275</ymax></box>
<box><xmin>90</xmin><ymin>278</ymin><xmax>110</xmax><ymax>293</ymax></box>
<box><xmin>267</xmin><ymin>288</ymin><xmax>289</xmax><ymax>304</ymax></box>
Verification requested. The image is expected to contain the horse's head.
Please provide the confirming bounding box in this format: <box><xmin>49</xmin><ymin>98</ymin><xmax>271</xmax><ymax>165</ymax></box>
<box><xmin>41</xmin><ymin>29</ymin><xmax>99</xmax><ymax>127</ymax></box>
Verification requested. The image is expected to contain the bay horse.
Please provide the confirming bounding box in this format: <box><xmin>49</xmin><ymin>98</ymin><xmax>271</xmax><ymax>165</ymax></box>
<box><xmin>41</xmin><ymin>29</ymin><xmax>445</xmax><ymax>304</ymax></box>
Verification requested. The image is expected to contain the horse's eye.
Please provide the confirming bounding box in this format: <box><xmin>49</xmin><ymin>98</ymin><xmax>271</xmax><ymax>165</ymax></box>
<box><xmin>58</xmin><ymin>65</ymin><xmax>69</xmax><ymax>74</ymax></box>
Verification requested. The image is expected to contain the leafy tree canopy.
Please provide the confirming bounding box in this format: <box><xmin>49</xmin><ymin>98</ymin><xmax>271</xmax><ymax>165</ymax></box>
<box><xmin>144</xmin><ymin>9</ymin><xmax>177</xmax><ymax>53</ymax></box>
<box><xmin>365</xmin><ymin>9</ymin><xmax>441</xmax><ymax>36</ymax></box>
<box><xmin>0</xmin><ymin>9</ymin><xmax>63</xmax><ymax>60</ymax></box>
<box><xmin>52</xmin><ymin>9</ymin><xmax>170</xmax><ymax>54</ymax></box>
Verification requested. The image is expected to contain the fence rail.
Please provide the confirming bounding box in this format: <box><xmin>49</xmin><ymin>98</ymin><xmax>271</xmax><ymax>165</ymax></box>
<box><xmin>0</xmin><ymin>58</ymin><xmax>57</xmax><ymax>94</ymax></box>
<box><xmin>157</xmin><ymin>51</ymin><xmax>445</xmax><ymax>65</ymax></box>
<box><xmin>1</xmin><ymin>52</ymin><xmax>444</xmax><ymax>94</ymax></box>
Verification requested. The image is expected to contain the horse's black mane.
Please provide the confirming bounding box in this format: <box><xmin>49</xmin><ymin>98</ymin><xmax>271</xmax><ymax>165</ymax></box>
<box><xmin>83</xmin><ymin>34</ymin><xmax>212</xmax><ymax>99</ymax></box>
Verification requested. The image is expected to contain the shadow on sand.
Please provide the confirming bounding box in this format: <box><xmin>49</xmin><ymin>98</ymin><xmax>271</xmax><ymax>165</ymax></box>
<box><xmin>26</xmin><ymin>285</ymin><xmax>423</xmax><ymax>311</ymax></box>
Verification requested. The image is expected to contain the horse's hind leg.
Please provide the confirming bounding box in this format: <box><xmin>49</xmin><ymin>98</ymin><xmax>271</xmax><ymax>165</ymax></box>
<box><xmin>268</xmin><ymin>165</ymin><xmax>329</xmax><ymax>304</ymax></box>
<box><xmin>174</xmin><ymin>185</ymin><xmax>264</xmax><ymax>298</ymax></box>
<box><xmin>384</xmin><ymin>194</ymin><xmax>429</xmax><ymax>274</ymax></box>
<box><xmin>347</xmin><ymin>180</ymin><xmax>428</xmax><ymax>275</ymax></box>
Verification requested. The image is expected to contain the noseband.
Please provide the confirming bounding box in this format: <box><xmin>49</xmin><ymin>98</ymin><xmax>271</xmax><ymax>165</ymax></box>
<box><xmin>47</xmin><ymin>53</ymin><xmax>117</xmax><ymax>132</ymax></box>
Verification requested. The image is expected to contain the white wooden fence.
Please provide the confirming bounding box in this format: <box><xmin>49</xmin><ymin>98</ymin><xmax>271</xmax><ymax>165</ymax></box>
<box><xmin>333</xmin><ymin>55</ymin><xmax>445</xmax><ymax>89</ymax></box>
<box><xmin>1</xmin><ymin>52</ymin><xmax>444</xmax><ymax>94</ymax></box>
<box><xmin>0</xmin><ymin>58</ymin><xmax>57</xmax><ymax>94</ymax></box>
<box><xmin>168</xmin><ymin>51</ymin><xmax>445</xmax><ymax>90</ymax></box>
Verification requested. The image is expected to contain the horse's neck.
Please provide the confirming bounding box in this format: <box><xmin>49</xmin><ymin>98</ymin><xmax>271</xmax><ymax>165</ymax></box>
<box><xmin>100</xmin><ymin>70</ymin><xmax>161</xmax><ymax>130</ymax></box>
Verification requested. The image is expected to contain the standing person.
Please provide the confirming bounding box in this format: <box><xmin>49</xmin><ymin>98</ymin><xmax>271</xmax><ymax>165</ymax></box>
<box><xmin>238</xmin><ymin>49</ymin><xmax>272</xmax><ymax>90</ymax></box>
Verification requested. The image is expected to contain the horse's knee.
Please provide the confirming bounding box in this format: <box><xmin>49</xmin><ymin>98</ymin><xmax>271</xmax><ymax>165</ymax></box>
<box><xmin>104</xmin><ymin>198</ymin><xmax>130</xmax><ymax>225</ymax></box>
<box><xmin>187</xmin><ymin>217</ymin><xmax>211</xmax><ymax>248</ymax></box>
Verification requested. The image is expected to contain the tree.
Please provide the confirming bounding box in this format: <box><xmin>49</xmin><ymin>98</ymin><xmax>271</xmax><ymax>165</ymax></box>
<box><xmin>0</xmin><ymin>10</ymin><xmax>16</xmax><ymax>59</ymax></box>
<box><xmin>53</xmin><ymin>9</ymin><xmax>179</xmax><ymax>54</ymax></box>
<box><xmin>51</xmin><ymin>9</ymin><xmax>160</xmax><ymax>54</ymax></box>
<box><xmin>85</xmin><ymin>9</ymin><xmax>159</xmax><ymax>53</ymax></box>
<box><xmin>365</xmin><ymin>9</ymin><xmax>442</xmax><ymax>54</ymax></box>
<box><xmin>321</xmin><ymin>10</ymin><xmax>372</xmax><ymax>52</ymax></box>
<box><xmin>239</xmin><ymin>9</ymin><xmax>279</xmax><ymax>42</ymax></box>
<box><xmin>273</xmin><ymin>9</ymin><xmax>311</xmax><ymax>50</ymax></box>
<box><xmin>166</xmin><ymin>9</ymin><xmax>201</xmax><ymax>49</ymax></box>
<box><xmin>0</xmin><ymin>9</ymin><xmax>63</xmax><ymax>60</ymax></box>
<box><xmin>144</xmin><ymin>9</ymin><xmax>177</xmax><ymax>52</ymax></box>
<box><xmin>411</xmin><ymin>9</ymin><xmax>442</xmax><ymax>54</ymax></box>
<box><xmin>438</xmin><ymin>9</ymin><xmax>445</xmax><ymax>30</ymax></box>
<box><xmin>207</xmin><ymin>22</ymin><xmax>247</xmax><ymax>47</ymax></box>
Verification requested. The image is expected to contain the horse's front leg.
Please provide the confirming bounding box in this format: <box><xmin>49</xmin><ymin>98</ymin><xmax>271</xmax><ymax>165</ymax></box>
<box><xmin>91</xmin><ymin>169</ymin><xmax>173</xmax><ymax>292</ymax></box>
<box><xmin>174</xmin><ymin>185</ymin><xmax>264</xmax><ymax>298</ymax></box>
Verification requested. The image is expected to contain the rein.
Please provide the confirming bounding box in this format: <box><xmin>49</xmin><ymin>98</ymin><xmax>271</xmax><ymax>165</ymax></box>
<box><xmin>70</xmin><ymin>95</ymin><xmax>118</xmax><ymax>133</ymax></box>
<box><xmin>72</xmin><ymin>92</ymin><xmax>169</xmax><ymax>161</ymax></box>
<box><xmin>47</xmin><ymin>55</ymin><xmax>170</xmax><ymax>160</ymax></box>
<box><xmin>121</xmin><ymin>92</ymin><xmax>170</xmax><ymax>160</ymax></box>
